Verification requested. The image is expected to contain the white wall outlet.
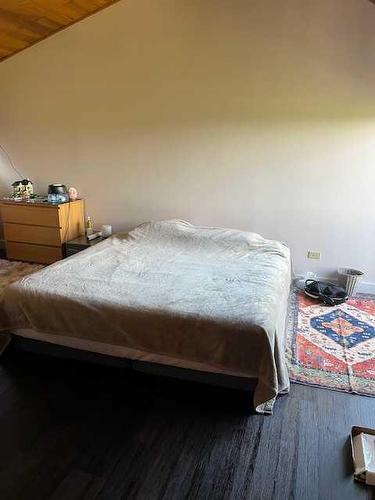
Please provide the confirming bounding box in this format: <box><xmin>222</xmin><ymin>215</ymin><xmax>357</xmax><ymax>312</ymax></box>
<box><xmin>307</xmin><ymin>250</ymin><xmax>321</xmax><ymax>260</ymax></box>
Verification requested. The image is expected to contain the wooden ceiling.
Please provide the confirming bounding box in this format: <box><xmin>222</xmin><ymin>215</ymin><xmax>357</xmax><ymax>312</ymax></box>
<box><xmin>0</xmin><ymin>0</ymin><xmax>120</xmax><ymax>62</ymax></box>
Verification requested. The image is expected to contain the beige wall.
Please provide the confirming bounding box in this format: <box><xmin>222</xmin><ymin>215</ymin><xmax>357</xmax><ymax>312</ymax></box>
<box><xmin>1</xmin><ymin>0</ymin><xmax>375</xmax><ymax>284</ymax></box>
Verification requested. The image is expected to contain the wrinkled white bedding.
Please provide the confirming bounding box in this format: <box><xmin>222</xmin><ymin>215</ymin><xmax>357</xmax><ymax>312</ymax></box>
<box><xmin>3</xmin><ymin>220</ymin><xmax>291</xmax><ymax>413</ymax></box>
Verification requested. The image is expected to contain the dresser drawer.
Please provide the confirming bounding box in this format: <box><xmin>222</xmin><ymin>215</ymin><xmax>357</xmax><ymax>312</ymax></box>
<box><xmin>4</xmin><ymin>223</ymin><xmax>62</xmax><ymax>246</ymax></box>
<box><xmin>1</xmin><ymin>205</ymin><xmax>59</xmax><ymax>227</ymax></box>
<box><xmin>6</xmin><ymin>242</ymin><xmax>62</xmax><ymax>264</ymax></box>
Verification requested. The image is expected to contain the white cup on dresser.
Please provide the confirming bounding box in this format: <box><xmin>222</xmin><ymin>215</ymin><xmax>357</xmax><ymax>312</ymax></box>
<box><xmin>101</xmin><ymin>224</ymin><xmax>112</xmax><ymax>238</ymax></box>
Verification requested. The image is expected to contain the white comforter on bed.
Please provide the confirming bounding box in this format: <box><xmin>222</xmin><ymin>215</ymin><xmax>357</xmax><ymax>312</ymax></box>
<box><xmin>3</xmin><ymin>220</ymin><xmax>291</xmax><ymax>413</ymax></box>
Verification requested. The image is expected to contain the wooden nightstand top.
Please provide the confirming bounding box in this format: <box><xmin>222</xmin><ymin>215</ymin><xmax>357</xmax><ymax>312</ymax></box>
<box><xmin>67</xmin><ymin>235</ymin><xmax>104</xmax><ymax>250</ymax></box>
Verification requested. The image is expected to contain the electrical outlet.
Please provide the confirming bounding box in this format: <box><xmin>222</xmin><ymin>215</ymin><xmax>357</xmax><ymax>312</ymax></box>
<box><xmin>307</xmin><ymin>250</ymin><xmax>321</xmax><ymax>260</ymax></box>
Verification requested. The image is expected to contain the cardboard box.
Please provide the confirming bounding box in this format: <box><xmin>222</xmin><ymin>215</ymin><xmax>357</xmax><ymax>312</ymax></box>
<box><xmin>351</xmin><ymin>426</ymin><xmax>375</xmax><ymax>487</ymax></box>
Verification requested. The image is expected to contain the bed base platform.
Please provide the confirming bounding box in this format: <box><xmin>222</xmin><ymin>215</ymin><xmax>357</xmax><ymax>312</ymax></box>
<box><xmin>5</xmin><ymin>333</ymin><xmax>257</xmax><ymax>392</ymax></box>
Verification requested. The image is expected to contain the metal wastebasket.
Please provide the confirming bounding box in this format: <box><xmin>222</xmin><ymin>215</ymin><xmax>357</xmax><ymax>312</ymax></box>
<box><xmin>338</xmin><ymin>268</ymin><xmax>364</xmax><ymax>296</ymax></box>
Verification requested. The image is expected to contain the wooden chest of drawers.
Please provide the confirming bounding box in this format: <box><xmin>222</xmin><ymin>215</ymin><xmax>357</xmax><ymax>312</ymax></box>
<box><xmin>0</xmin><ymin>199</ymin><xmax>85</xmax><ymax>264</ymax></box>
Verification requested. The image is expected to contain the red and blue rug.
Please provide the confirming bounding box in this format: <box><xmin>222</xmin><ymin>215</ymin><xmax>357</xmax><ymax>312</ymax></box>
<box><xmin>286</xmin><ymin>290</ymin><xmax>375</xmax><ymax>397</ymax></box>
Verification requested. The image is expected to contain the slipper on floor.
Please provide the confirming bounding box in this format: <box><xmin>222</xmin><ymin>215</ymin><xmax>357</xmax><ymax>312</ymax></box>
<box><xmin>304</xmin><ymin>280</ymin><xmax>347</xmax><ymax>306</ymax></box>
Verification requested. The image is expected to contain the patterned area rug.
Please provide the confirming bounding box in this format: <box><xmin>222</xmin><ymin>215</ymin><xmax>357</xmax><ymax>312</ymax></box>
<box><xmin>0</xmin><ymin>259</ymin><xmax>44</xmax><ymax>330</ymax></box>
<box><xmin>286</xmin><ymin>289</ymin><xmax>375</xmax><ymax>397</ymax></box>
<box><xmin>0</xmin><ymin>259</ymin><xmax>44</xmax><ymax>299</ymax></box>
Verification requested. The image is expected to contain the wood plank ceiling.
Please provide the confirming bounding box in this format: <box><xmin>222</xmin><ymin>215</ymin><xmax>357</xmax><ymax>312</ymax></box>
<box><xmin>0</xmin><ymin>0</ymin><xmax>120</xmax><ymax>62</ymax></box>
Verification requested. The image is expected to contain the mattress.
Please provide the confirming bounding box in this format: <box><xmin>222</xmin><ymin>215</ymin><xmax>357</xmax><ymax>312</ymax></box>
<box><xmin>2</xmin><ymin>220</ymin><xmax>291</xmax><ymax>413</ymax></box>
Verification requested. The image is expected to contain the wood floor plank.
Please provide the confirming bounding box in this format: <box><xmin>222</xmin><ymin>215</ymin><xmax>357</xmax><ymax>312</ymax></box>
<box><xmin>0</xmin><ymin>350</ymin><xmax>373</xmax><ymax>500</ymax></box>
<box><xmin>49</xmin><ymin>470</ymin><xmax>105</xmax><ymax>500</ymax></box>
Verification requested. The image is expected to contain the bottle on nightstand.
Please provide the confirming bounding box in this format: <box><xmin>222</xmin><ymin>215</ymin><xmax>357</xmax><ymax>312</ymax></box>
<box><xmin>86</xmin><ymin>216</ymin><xmax>93</xmax><ymax>236</ymax></box>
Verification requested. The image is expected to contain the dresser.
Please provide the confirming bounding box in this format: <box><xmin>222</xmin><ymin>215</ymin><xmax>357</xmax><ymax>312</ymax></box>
<box><xmin>0</xmin><ymin>199</ymin><xmax>85</xmax><ymax>264</ymax></box>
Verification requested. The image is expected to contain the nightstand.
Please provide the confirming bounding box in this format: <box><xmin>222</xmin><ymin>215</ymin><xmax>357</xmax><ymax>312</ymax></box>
<box><xmin>66</xmin><ymin>235</ymin><xmax>104</xmax><ymax>257</ymax></box>
<box><xmin>0</xmin><ymin>199</ymin><xmax>85</xmax><ymax>264</ymax></box>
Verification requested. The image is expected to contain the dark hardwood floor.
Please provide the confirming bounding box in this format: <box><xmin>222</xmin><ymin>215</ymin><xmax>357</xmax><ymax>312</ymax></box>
<box><xmin>0</xmin><ymin>349</ymin><xmax>374</xmax><ymax>500</ymax></box>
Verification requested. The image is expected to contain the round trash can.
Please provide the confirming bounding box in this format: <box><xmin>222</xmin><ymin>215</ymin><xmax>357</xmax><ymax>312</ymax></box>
<box><xmin>337</xmin><ymin>268</ymin><xmax>364</xmax><ymax>296</ymax></box>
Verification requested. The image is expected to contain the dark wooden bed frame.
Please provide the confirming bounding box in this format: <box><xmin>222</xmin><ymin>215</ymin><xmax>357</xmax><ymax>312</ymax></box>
<box><xmin>4</xmin><ymin>333</ymin><xmax>256</xmax><ymax>392</ymax></box>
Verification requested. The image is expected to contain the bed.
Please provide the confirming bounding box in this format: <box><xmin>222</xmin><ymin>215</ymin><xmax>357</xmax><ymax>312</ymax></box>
<box><xmin>1</xmin><ymin>220</ymin><xmax>291</xmax><ymax>413</ymax></box>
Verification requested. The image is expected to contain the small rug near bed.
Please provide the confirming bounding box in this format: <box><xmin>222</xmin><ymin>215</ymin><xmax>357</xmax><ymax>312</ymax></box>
<box><xmin>0</xmin><ymin>259</ymin><xmax>44</xmax><ymax>298</ymax></box>
<box><xmin>0</xmin><ymin>259</ymin><xmax>44</xmax><ymax>331</ymax></box>
<box><xmin>286</xmin><ymin>289</ymin><xmax>375</xmax><ymax>397</ymax></box>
